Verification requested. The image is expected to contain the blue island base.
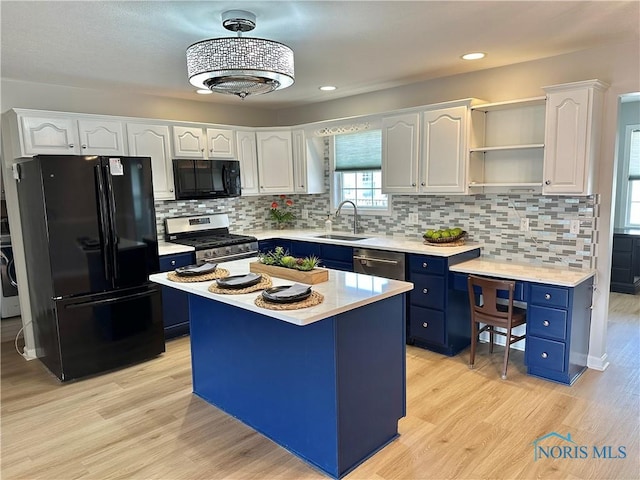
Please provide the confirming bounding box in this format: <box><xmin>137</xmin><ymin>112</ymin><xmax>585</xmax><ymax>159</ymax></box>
<box><xmin>189</xmin><ymin>294</ymin><xmax>407</xmax><ymax>479</ymax></box>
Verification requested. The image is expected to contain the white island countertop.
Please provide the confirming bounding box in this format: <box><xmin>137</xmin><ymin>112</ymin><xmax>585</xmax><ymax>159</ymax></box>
<box><xmin>450</xmin><ymin>258</ymin><xmax>596</xmax><ymax>287</ymax></box>
<box><xmin>150</xmin><ymin>257</ymin><xmax>414</xmax><ymax>326</ymax></box>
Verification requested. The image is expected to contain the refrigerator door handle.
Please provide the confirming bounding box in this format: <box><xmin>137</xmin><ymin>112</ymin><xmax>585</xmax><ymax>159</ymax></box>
<box><xmin>95</xmin><ymin>165</ymin><xmax>113</xmax><ymax>282</ymax></box>
<box><xmin>103</xmin><ymin>165</ymin><xmax>120</xmax><ymax>282</ymax></box>
<box><xmin>64</xmin><ymin>289</ymin><xmax>156</xmax><ymax>309</ymax></box>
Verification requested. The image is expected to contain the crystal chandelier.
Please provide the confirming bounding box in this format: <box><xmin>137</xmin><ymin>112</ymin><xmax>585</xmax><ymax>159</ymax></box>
<box><xmin>186</xmin><ymin>10</ymin><xmax>295</xmax><ymax>99</ymax></box>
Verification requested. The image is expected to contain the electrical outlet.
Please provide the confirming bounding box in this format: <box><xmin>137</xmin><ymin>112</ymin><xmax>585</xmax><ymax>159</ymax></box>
<box><xmin>408</xmin><ymin>213</ymin><xmax>418</xmax><ymax>224</ymax></box>
<box><xmin>570</xmin><ymin>219</ymin><xmax>580</xmax><ymax>234</ymax></box>
<box><xmin>519</xmin><ymin>218</ymin><xmax>529</xmax><ymax>231</ymax></box>
<box><xmin>301</xmin><ymin>209</ymin><xmax>309</xmax><ymax>220</ymax></box>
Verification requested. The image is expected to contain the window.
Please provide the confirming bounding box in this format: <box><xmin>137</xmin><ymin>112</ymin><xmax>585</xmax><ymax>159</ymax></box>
<box><xmin>623</xmin><ymin>126</ymin><xmax>640</xmax><ymax>227</ymax></box>
<box><xmin>330</xmin><ymin>130</ymin><xmax>390</xmax><ymax>215</ymax></box>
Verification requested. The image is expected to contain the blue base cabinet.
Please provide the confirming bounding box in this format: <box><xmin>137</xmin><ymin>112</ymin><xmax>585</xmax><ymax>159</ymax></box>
<box><xmin>525</xmin><ymin>279</ymin><xmax>593</xmax><ymax>385</ymax></box>
<box><xmin>159</xmin><ymin>252</ymin><xmax>194</xmax><ymax>339</ymax></box>
<box><xmin>189</xmin><ymin>293</ymin><xmax>406</xmax><ymax>479</ymax></box>
<box><xmin>406</xmin><ymin>249</ymin><xmax>480</xmax><ymax>355</ymax></box>
<box><xmin>259</xmin><ymin>239</ymin><xmax>354</xmax><ymax>272</ymax></box>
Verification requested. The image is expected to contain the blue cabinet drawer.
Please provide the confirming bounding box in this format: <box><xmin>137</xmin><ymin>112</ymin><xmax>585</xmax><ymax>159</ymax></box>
<box><xmin>408</xmin><ymin>254</ymin><xmax>446</xmax><ymax>276</ymax></box>
<box><xmin>159</xmin><ymin>252</ymin><xmax>195</xmax><ymax>271</ymax></box>
<box><xmin>409</xmin><ymin>273</ymin><xmax>446</xmax><ymax>310</ymax></box>
<box><xmin>526</xmin><ymin>336</ymin><xmax>566</xmax><ymax>373</ymax></box>
<box><xmin>409</xmin><ymin>306</ymin><xmax>445</xmax><ymax>346</ymax></box>
<box><xmin>528</xmin><ymin>305</ymin><xmax>568</xmax><ymax>341</ymax></box>
<box><xmin>321</xmin><ymin>244</ymin><xmax>354</xmax><ymax>264</ymax></box>
<box><xmin>529</xmin><ymin>284</ymin><xmax>569</xmax><ymax>308</ymax></box>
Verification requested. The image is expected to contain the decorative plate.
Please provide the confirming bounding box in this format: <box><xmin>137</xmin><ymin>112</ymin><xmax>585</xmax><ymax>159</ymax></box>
<box><xmin>175</xmin><ymin>262</ymin><xmax>218</xmax><ymax>277</ymax></box>
<box><xmin>215</xmin><ymin>273</ymin><xmax>263</xmax><ymax>289</ymax></box>
<box><xmin>262</xmin><ymin>285</ymin><xmax>312</xmax><ymax>304</ymax></box>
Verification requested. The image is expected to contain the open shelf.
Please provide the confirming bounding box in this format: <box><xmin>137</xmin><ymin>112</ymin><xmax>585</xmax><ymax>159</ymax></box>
<box><xmin>470</xmin><ymin>143</ymin><xmax>544</xmax><ymax>153</ymax></box>
<box><xmin>471</xmin><ymin>96</ymin><xmax>546</xmax><ymax>112</ymax></box>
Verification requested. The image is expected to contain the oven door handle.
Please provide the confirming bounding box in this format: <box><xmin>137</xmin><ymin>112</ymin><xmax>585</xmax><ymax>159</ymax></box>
<box><xmin>200</xmin><ymin>250</ymin><xmax>259</xmax><ymax>263</ymax></box>
<box><xmin>353</xmin><ymin>255</ymin><xmax>400</xmax><ymax>265</ymax></box>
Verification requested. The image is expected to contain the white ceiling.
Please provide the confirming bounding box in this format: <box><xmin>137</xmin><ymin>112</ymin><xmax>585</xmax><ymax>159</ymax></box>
<box><xmin>1</xmin><ymin>1</ymin><xmax>638</xmax><ymax>110</ymax></box>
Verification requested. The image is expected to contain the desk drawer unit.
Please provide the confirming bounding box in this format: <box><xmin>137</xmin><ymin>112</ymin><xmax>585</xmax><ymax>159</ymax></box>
<box><xmin>406</xmin><ymin>249</ymin><xmax>480</xmax><ymax>356</ymax></box>
<box><xmin>526</xmin><ymin>279</ymin><xmax>593</xmax><ymax>385</ymax></box>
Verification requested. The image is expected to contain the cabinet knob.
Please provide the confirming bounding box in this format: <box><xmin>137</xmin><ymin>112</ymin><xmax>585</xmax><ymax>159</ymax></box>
<box><xmin>544</xmin><ymin>293</ymin><xmax>551</xmax><ymax>300</ymax></box>
<box><xmin>411</xmin><ymin>183</ymin><xmax>416</xmax><ymax>187</ymax></box>
<box><xmin>170</xmin><ymin>188</ymin><xmax>174</xmax><ymax>192</ymax></box>
<box><xmin>170</xmin><ymin>260</ymin><xmax>176</xmax><ymax>266</ymax></box>
<box><xmin>542</xmin><ymin>320</ymin><xmax>550</xmax><ymax>327</ymax></box>
<box><xmin>422</xmin><ymin>262</ymin><xmax>428</xmax><ymax>268</ymax></box>
<box><xmin>541</xmin><ymin>352</ymin><xmax>548</xmax><ymax>359</ymax></box>
<box><xmin>69</xmin><ymin>144</ymin><xmax>75</xmax><ymax>148</ymax></box>
<box><xmin>422</xmin><ymin>288</ymin><xmax>429</xmax><ymax>294</ymax></box>
<box><xmin>201</xmin><ymin>148</ymin><xmax>205</xmax><ymax>152</ymax></box>
<box><xmin>81</xmin><ymin>144</ymin><xmax>87</xmax><ymax>149</ymax></box>
<box><xmin>545</xmin><ymin>180</ymin><xmax>551</xmax><ymax>185</ymax></box>
<box><xmin>422</xmin><ymin>322</ymin><xmax>428</xmax><ymax>328</ymax></box>
<box><xmin>421</xmin><ymin>182</ymin><xmax>425</xmax><ymax>186</ymax></box>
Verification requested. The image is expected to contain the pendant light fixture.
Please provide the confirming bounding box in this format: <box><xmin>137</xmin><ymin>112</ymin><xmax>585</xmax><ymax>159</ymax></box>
<box><xmin>186</xmin><ymin>10</ymin><xmax>295</xmax><ymax>99</ymax></box>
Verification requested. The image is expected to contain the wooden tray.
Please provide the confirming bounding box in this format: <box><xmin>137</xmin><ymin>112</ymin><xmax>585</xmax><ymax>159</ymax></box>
<box><xmin>249</xmin><ymin>262</ymin><xmax>329</xmax><ymax>284</ymax></box>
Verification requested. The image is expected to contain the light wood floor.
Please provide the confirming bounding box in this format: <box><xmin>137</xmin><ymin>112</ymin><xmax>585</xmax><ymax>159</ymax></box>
<box><xmin>1</xmin><ymin>293</ymin><xmax>638</xmax><ymax>480</ymax></box>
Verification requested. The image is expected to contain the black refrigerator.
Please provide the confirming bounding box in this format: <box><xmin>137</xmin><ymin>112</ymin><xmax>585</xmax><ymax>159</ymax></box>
<box><xmin>16</xmin><ymin>155</ymin><xmax>165</xmax><ymax>382</ymax></box>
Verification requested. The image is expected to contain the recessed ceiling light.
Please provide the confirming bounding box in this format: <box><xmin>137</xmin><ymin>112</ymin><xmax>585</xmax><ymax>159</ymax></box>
<box><xmin>461</xmin><ymin>52</ymin><xmax>486</xmax><ymax>60</ymax></box>
<box><xmin>196</xmin><ymin>89</ymin><xmax>213</xmax><ymax>95</ymax></box>
<box><xmin>319</xmin><ymin>85</ymin><xmax>337</xmax><ymax>91</ymax></box>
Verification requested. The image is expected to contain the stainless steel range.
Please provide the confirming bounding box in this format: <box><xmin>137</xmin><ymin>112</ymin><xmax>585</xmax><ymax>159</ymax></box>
<box><xmin>164</xmin><ymin>214</ymin><xmax>259</xmax><ymax>264</ymax></box>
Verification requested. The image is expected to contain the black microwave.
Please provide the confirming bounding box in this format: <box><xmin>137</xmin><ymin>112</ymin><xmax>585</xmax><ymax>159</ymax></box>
<box><xmin>172</xmin><ymin>159</ymin><xmax>241</xmax><ymax>200</ymax></box>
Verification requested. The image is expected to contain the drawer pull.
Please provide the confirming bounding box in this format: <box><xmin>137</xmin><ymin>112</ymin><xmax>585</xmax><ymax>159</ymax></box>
<box><xmin>422</xmin><ymin>262</ymin><xmax>428</xmax><ymax>268</ymax></box>
<box><xmin>544</xmin><ymin>293</ymin><xmax>551</xmax><ymax>300</ymax></box>
<box><xmin>422</xmin><ymin>288</ymin><xmax>429</xmax><ymax>294</ymax></box>
<box><xmin>542</xmin><ymin>320</ymin><xmax>550</xmax><ymax>327</ymax></box>
<box><xmin>171</xmin><ymin>260</ymin><xmax>176</xmax><ymax>266</ymax></box>
<box><xmin>422</xmin><ymin>322</ymin><xmax>428</xmax><ymax>328</ymax></box>
<box><xmin>541</xmin><ymin>352</ymin><xmax>548</xmax><ymax>359</ymax></box>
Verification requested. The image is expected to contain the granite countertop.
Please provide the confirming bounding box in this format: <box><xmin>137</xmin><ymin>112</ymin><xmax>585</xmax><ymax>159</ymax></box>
<box><xmin>449</xmin><ymin>258</ymin><xmax>596</xmax><ymax>287</ymax></box>
<box><xmin>149</xmin><ymin>257</ymin><xmax>414</xmax><ymax>326</ymax></box>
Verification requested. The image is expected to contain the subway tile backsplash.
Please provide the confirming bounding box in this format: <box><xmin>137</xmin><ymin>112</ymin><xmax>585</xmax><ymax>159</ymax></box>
<box><xmin>155</xmin><ymin>141</ymin><xmax>597</xmax><ymax>270</ymax></box>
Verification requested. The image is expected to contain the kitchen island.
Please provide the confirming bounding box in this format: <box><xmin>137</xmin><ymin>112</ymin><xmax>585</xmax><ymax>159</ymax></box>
<box><xmin>150</xmin><ymin>258</ymin><xmax>413</xmax><ymax>479</ymax></box>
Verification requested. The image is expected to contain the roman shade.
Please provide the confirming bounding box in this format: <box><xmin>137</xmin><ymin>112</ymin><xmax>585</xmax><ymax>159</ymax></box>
<box><xmin>334</xmin><ymin>130</ymin><xmax>382</xmax><ymax>172</ymax></box>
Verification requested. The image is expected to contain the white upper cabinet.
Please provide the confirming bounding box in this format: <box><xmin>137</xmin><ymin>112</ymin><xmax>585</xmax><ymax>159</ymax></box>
<box><xmin>292</xmin><ymin>129</ymin><xmax>325</xmax><ymax>194</ymax></box>
<box><xmin>542</xmin><ymin>80</ymin><xmax>608</xmax><ymax>195</ymax></box>
<box><xmin>172</xmin><ymin>125</ymin><xmax>237</xmax><ymax>159</ymax></box>
<box><xmin>236</xmin><ymin>130</ymin><xmax>260</xmax><ymax>196</ymax></box>
<box><xmin>16</xmin><ymin>112</ymin><xmax>126</xmax><ymax>156</ymax></box>
<box><xmin>420</xmin><ymin>105</ymin><xmax>468</xmax><ymax>194</ymax></box>
<box><xmin>381</xmin><ymin>113</ymin><xmax>420</xmax><ymax>194</ymax></box>
<box><xmin>206</xmin><ymin>128</ymin><xmax>236</xmax><ymax>159</ymax></box>
<box><xmin>255</xmin><ymin>130</ymin><xmax>295</xmax><ymax>194</ymax></box>
<box><xmin>127</xmin><ymin>123</ymin><xmax>175</xmax><ymax>201</ymax></box>
<box><xmin>77</xmin><ymin>119</ymin><xmax>126</xmax><ymax>156</ymax></box>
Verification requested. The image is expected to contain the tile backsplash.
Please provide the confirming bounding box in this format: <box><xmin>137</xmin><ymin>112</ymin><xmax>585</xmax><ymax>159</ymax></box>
<box><xmin>155</xmin><ymin>141</ymin><xmax>597</xmax><ymax>270</ymax></box>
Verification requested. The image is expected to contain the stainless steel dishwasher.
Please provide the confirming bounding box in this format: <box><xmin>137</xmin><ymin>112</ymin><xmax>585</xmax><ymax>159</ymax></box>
<box><xmin>353</xmin><ymin>248</ymin><xmax>406</xmax><ymax>280</ymax></box>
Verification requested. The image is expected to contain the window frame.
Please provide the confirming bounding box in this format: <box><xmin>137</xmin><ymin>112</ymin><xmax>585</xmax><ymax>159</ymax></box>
<box><xmin>328</xmin><ymin>134</ymin><xmax>392</xmax><ymax>217</ymax></box>
<box><xmin>620</xmin><ymin>124</ymin><xmax>640</xmax><ymax>228</ymax></box>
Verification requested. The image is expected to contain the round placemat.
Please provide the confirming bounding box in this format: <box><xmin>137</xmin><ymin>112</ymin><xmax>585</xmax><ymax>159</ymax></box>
<box><xmin>166</xmin><ymin>268</ymin><xmax>230</xmax><ymax>283</ymax></box>
<box><xmin>423</xmin><ymin>239</ymin><xmax>466</xmax><ymax>247</ymax></box>
<box><xmin>254</xmin><ymin>291</ymin><xmax>324</xmax><ymax>310</ymax></box>
<box><xmin>208</xmin><ymin>274</ymin><xmax>273</xmax><ymax>294</ymax></box>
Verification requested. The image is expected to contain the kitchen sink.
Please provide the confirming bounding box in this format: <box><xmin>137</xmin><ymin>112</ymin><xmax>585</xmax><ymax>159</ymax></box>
<box><xmin>312</xmin><ymin>234</ymin><xmax>369</xmax><ymax>241</ymax></box>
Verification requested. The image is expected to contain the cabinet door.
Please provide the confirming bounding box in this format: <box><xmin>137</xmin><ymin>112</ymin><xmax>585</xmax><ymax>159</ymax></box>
<box><xmin>206</xmin><ymin>128</ymin><xmax>236</xmax><ymax>159</ymax></box>
<box><xmin>420</xmin><ymin>106</ymin><xmax>467</xmax><ymax>193</ymax></box>
<box><xmin>292</xmin><ymin>129</ymin><xmax>309</xmax><ymax>194</ymax></box>
<box><xmin>256</xmin><ymin>130</ymin><xmax>294</xmax><ymax>194</ymax></box>
<box><xmin>542</xmin><ymin>81</ymin><xmax>606</xmax><ymax>195</ymax></box>
<box><xmin>382</xmin><ymin>113</ymin><xmax>420</xmax><ymax>193</ymax></box>
<box><xmin>236</xmin><ymin>130</ymin><xmax>260</xmax><ymax>196</ymax></box>
<box><xmin>292</xmin><ymin>130</ymin><xmax>325</xmax><ymax>194</ymax></box>
<box><xmin>172</xmin><ymin>126</ymin><xmax>206</xmax><ymax>158</ymax></box>
<box><xmin>77</xmin><ymin>118</ymin><xmax>126</xmax><ymax>155</ymax></box>
<box><xmin>127</xmin><ymin>123</ymin><xmax>175</xmax><ymax>200</ymax></box>
<box><xmin>19</xmin><ymin>115</ymin><xmax>80</xmax><ymax>155</ymax></box>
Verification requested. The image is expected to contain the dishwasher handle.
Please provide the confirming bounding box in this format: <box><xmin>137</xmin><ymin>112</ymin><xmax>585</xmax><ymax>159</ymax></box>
<box><xmin>353</xmin><ymin>255</ymin><xmax>400</xmax><ymax>265</ymax></box>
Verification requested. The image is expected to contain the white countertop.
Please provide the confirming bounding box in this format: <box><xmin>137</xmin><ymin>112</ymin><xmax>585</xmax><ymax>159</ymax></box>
<box><xmin>449</xmin><ymin>258</ymin><xmax>596</xmax><ymax>287</ymax></box>
<box><xmin>158</xmin><ymin>229</ymin><xmax>481</xmax><ymax>257</ymax></box>
<box><xmin>149</xmin><ymin>257</ymin><xmax>414</xmax><ymax>326</ymax></box>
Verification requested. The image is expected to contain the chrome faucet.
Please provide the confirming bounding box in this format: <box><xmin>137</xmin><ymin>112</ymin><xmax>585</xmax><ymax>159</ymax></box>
<box><xmin>336</xmin><ymin>200</ymin><xmax>358</xmax><ymax>234</ymax></box>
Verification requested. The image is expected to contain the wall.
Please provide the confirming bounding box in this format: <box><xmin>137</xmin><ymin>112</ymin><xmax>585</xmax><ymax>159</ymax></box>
<box><xmin>0</xmin><ymin>78</ymin><xmax>276</xmax><ymax>127</ymax></box>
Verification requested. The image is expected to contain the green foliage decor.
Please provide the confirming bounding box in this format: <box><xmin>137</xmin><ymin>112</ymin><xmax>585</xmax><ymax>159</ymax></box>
<box><xmin>258</xmin><ymin>246</ymin><xmax>321</xmax><ymax>271</ymax></box>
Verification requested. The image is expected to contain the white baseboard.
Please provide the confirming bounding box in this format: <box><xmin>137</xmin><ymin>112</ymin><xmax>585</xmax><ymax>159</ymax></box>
<box><xmin>587</xmin><ymin>352</ymin><xmax>609</xmax><ymax>371</ymax></box>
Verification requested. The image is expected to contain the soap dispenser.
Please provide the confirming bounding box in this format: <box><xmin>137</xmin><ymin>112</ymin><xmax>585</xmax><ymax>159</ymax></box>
<box><xmin>324</xmin><ymin>214</ymin><xmax>333</xmax><ymax>232</ymax></box>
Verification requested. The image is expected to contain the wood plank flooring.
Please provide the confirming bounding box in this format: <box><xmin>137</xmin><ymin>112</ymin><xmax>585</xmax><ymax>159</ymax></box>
<box><xmin>1</xmin><ymin>293</ymin><xmax>638</xmax><ymax>480</ymax></box>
